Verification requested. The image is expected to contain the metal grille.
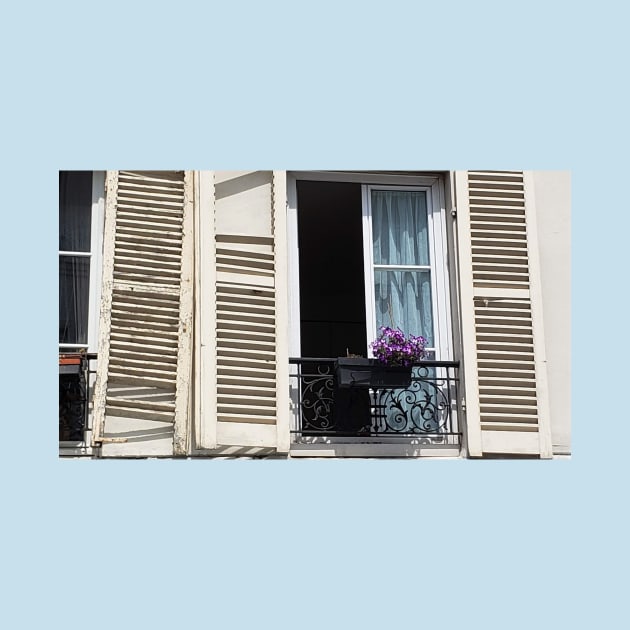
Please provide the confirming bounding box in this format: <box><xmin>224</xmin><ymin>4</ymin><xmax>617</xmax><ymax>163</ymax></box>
<box><xmin>289</xmin><ymin>358</ymin><xmax>461</xmax><ymax>445</ymax></box>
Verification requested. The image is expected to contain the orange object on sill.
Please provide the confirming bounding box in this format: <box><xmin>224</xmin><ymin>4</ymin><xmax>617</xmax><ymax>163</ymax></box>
<box><xmin>59</xmin><ymin>353</ymin><xmax>85</xmax><ymax>366</ymax></box>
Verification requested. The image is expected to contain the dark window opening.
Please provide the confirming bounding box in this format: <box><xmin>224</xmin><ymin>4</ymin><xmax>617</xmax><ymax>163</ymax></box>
<box><xmin>296</xmin><ymin>181</ymin><xmax>369</xmax><ymax>435</ymax></box>
<box><xmin>296</xmin><ymin>180</ymin><xmax>367</xmax><ymax>359</ymax></box>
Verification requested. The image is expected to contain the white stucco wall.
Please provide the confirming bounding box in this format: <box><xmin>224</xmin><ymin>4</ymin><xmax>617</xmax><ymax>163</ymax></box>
<box><xmin>533</xmin><ymin>171</ymin><xmax>571</xmax><ymax>455</ymax></box>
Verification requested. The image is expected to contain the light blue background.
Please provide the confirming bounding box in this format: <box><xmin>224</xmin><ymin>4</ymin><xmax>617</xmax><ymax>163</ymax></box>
<box><xmin>2</xmin><ymin>1</ymin><xmax>627</xmax><ymax>628</ymax></box>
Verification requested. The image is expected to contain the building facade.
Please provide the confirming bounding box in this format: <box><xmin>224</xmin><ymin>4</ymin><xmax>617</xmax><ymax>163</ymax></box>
<box><xmin>59</xmin><ymin>170</ymin><xmax>570</xmax><ymax>459</ymax></box>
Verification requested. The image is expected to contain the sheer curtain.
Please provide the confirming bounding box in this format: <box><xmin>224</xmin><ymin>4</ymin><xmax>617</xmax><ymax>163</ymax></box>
<box><xmin>371</xmin><ymin>190</ymin><xmax>434</xmax><ymax>347</ymax></box>
<box><xmin>371</xmin><ymin>189</ymin><xmax>439</xmax><ymax>434</ymax></box>
<box><xmin>59</xmin><ymin>172</ymin><xmax>92</xmax><ymax>346</ymax></box>
<box><xmin>59</xmin><ymin>257</ymin><xmax>90</xmax><ymax>345</ymax></box>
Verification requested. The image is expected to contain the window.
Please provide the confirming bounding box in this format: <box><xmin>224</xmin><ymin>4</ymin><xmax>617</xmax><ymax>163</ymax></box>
<box><xmin>363</xmin><ymin>184</ymin><xmax>452</xmax><ymax>360</ymax></box>
<box><xmin>286</xmin><ymin>172</ymin><xmax>459</xmax><ymax>451</ymax></box>
<box><xmin>287</xmin><ymin>172</ymin><xmax>452</xmax><ymax>361</ymax></box>
<box><xmin>59</xmin><ymin>171</ymin><xmax>104</xmax><ymax>352</ymax></box>
<box><xmin>59</xmin><ymin>171</ymin><xmax>104</xmax><ymax>446</ymax></box>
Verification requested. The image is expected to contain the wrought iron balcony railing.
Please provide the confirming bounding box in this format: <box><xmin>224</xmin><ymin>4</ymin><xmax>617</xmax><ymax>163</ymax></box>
<box><xmin>289</xmin><ymin>358</ymin><xmax>461</xmax><ymax>446</ymax></box>
<box><xmin>59</xmin><ymin>352</ymin><xmax>97</xmax><ymax>443</ymax></box>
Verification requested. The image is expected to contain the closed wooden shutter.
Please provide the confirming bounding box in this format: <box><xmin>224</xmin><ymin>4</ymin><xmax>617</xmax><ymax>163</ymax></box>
<box><xmin>92</xmin><ymin>171</ymin><xmax>194</xmax><ymax>456</ymax></box>
<box><xmin>455</xmin><ymin>171</ymin><xmax>552</xmax><ymax>457</ymax></box>
<box><xmin>196</xmin><ymin>171</ymin><xmax>289</xmax><ymax>454</ymax></box>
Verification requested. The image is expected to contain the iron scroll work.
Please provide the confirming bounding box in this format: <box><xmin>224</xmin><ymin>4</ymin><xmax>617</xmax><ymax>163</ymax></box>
<box><xmin>59</xmin><ymin>352</ymin><xmax>97</xmax><ymax>443</ymax></box>
<box><xmin>289</xmin><ymin>358</ymin><xmax>461</xmax><ymax>445</ymax></box>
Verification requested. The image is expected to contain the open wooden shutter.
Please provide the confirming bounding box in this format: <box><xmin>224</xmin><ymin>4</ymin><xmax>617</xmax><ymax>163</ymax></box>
<box><xmin>92</xmin><ymin>171</ymin><xmax>194</xmax><ymax>456</ymax></box>
<box><xmin>455</xmin><ymin>171</ymin><xmax>552</xmax><ymax>458</ymax></box>
<box><xmin>196</xmin><ymin>171</ymin><xmax>289</xmax><ymax>455</ymax></box>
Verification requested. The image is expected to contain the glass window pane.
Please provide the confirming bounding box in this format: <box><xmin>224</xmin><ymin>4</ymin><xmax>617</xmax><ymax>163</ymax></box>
<box><xmin>374</xmin><ymin>269</ymin><xmax>434</xmax><ymax>347</ymax></box>
<box><xmin>371</xmin><ymin>190</ymin><xmax>429</xmax><ymax>266</ymax></box>
<box><xmin>59</xmin><ymin>171</ymin><xmax>93</xmax><ymax>252</ymax></box>
<box><xmin>59</xmin><ymin>256</ymin><xmax>90</xmax><ymax>345</ymax></box>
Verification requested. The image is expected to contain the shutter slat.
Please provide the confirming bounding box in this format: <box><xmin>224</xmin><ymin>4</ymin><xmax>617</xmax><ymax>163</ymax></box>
<box><xmin>115</xmin><ymin>250</ymin><xmax>182</xmax><ymax>268</ymax></box>
<box><xmin>481</xmin><ymin>422</ymin><xmax>539</xmax><ymax>430</ymax></box>
<box><xmin>218</xmin><ymin>338</ymin><xmax>276</xmax><ymax>352</ymax></box>
<box><xmin>115</xmin><ymin>234</ymin><xmax>184</xmax><ymax>248</ymax></box>
<box><xmin>115</xmin><ymin>224</ymin><xmax>183</xmax><ymax>239</ymax></box>
<box><xmin>216</xmin><ymin>311</ymin><xmax>276</xmax><ymax>325</ymax></box>
<box><xmin>110</xmin><ymin>349</ymin><xmax>178</xmax><ymax>364</ymax></box>
<box><xmin>105</xmin><ymin>404</ymin><xmax>175</xmax><ymax>423</ymax></box>
<box><xmin>109</xmin><ymin>356</ymin><xmax>178</xmax><ymax>371</ymax></box>
<box><xmin>218</xmin><ymin>384</ymin><xmax>277</xmax><ymax>397</ymax></box>
<box><xmin>217</xmin><ymin>413</ymin><xmax>277</xmax><ymax>425</ymax></box>
<box><xmin>118</xmin><ymin>185</ymin><xmax>185</xmax><ymax>198</ymax></box>
<box><xmin>217</xmin><ymin>376</ymin><xmax>275</xmax><ymax>395</ymax></box>
<box><xmin>108</xmin><ymin>373</ymin><xmax>177</xmax><ymax>388</ymax></box>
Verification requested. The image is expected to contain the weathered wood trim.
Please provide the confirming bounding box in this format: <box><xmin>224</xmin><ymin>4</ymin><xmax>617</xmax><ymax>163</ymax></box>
<box><xmin>454</xmin><ymin>171</ymin><xmax>483</xmax><ymax>457</ymax></box>
<box><xmin>88</xmin><ymin>171</ymin><xmax>106</xmax><ymax>353</ymax></box>
<box><xmin>522</xmin><ymin>171</ymin><xmax>553</xmax><ymax>459</ymax></box>
<box><xmin>91</xmin><ymin>171</ymin><xmax>118</xmax><ymax>445</ymax></box>
<box><xmin>198</xmin><ymin>171</ymin><xmax>217</xmax><ymax>449</ymax></box>
<box><xmin>216</xmin><ymin>421</ymin><xmax>278</xmax><ymax>448</ymax></box>
<box><xmin>173</xmin><ymin>171</ymin><xmax>194</xmax><ymax>455</ymax></box>
<box><xmin>193</xmin><ymin>171</ymin><xmax>202</xmax><ymax>452</ymax></box>
<box><xmin>273</xmin><ymin>171</ymin><xmax>290</xmax><ymax>453</ymax></box>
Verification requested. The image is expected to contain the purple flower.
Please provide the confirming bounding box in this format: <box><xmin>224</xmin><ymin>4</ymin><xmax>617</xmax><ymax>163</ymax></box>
<box><xmin>370</xmin><ymin>327</ymin><xmax>427</xmax><ymax>367</ymax></box>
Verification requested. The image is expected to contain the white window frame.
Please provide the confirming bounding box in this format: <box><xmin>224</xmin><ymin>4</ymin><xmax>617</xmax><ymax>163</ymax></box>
<box><xmin>286</xmin><ymin>171</ymin><xmax>458</xmax><ymax>457</ymax></box>
<box><xmin>362</xmin><ymin>183</ymin><xmax>452</xmax><ymax>361</ymax></box>
<box><xmin>59</xmin><ymin>171</ymin><xmax>105</xmax><ymax>453</ymax></box>
<box><xmin>58</xmin><ymin>171</ymin><xmax>105</xmax><ymax>353</ymax></box>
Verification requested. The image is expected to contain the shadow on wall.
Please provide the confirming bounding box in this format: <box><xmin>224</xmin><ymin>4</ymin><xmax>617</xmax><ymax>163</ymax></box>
<box><xmin>214</xmin><ymin>171</ymin><xmax>272</xmax><ymax>200</ymax></box>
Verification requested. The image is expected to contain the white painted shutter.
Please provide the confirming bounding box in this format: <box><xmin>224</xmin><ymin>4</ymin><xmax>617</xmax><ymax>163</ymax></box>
<box><xmin>196</xmin><ymin>171</ymin><xmax>289</xmax><ymax>455</ymax></box>
<box><xmin>92</xmin><ymin>171</ymin><xmax>194</xmax><ymax>456</ymax></box>
<box><xmin>455</xmin><ymin>171</ymin><xmax>552</xmax><ymax>458</ymax></box>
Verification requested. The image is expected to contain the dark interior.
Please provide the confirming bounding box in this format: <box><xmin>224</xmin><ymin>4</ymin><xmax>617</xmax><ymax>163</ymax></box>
<box><xmin>296</xmin><ymin>181</ymin><xmax>367</xmax><ymax>359</ymax></box>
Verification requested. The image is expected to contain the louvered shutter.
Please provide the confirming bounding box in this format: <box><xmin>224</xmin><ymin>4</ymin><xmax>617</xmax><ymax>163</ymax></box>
<box><xmin>92</xmin><ymin>171</ymin><xmax>194</xmax><ymax>456</ymax></box>
<box><xmin>455</xmin><ymin>171</ymin><xmax>552</xmax><ymax>458</ymax></box>
<box><xmin>195</xmin><ymin>171</ymin><xmax>289</xmax><ymax>454</ymax></box>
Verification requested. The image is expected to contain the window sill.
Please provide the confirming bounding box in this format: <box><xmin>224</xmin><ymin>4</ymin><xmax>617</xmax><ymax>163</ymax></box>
<box><xmin>59</xmin><ymin>443</ymin><xmax>95</xmax><ymax>457</ymax></box>
<box><xmin>289</xmin><ymin>442</ymin><xmax>462</xmax><ymax>458</ymax></box>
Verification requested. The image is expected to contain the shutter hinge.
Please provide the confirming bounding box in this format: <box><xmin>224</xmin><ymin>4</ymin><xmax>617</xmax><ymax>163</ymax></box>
<box><xmin>461</xmin><ymin>397</ymin><xmax>466</xmax><ymax>412</ymax></box>
<box><xmin>451</xmin><ymin>206</ymin><xmax>457</xmax><ymax>218</ymax></box>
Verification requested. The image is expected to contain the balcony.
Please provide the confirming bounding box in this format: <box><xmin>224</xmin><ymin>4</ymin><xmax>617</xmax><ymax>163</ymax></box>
<box><xmin>59</xmin><ymin>352</ymin><xmax>97</xmax><ymax>443</ymax></box>
<box><xmin>289</xmin><ymin>358</ymin><xmax>461</xmax><ymax>447</ymax></box>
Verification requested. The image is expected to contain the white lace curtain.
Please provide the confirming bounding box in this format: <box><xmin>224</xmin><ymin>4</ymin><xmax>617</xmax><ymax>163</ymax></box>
<box><xmin>371</xmin><ymin>190</ymin><xmax>434</xmax><ymax>348</ymax></box>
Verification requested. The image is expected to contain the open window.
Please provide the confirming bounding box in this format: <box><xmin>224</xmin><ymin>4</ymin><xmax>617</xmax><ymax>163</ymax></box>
<box><xmin>59</xmin><ymin>171</ymin><xmax>104</xmax><ymax>446</ymax></box>
<box><xmin>287</xmin><ymin>172</ymin><xmax>459</xmax><ymax>452</ymax></box>
<box><xmin>288</xmin><ymin>173</ymin><xmax>452</xmax><ymax>358</ymax></box>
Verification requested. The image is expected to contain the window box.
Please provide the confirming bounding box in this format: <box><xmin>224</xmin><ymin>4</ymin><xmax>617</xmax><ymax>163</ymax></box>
<box><xmin>334</xmin><ymin>357</ymin><xmax>413</xmax><ymax>389</ymax></box>
<box><xmin>59</xmin><ymin>353</ymin><xmax>85</xmax><ymax>375</ymax></box>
